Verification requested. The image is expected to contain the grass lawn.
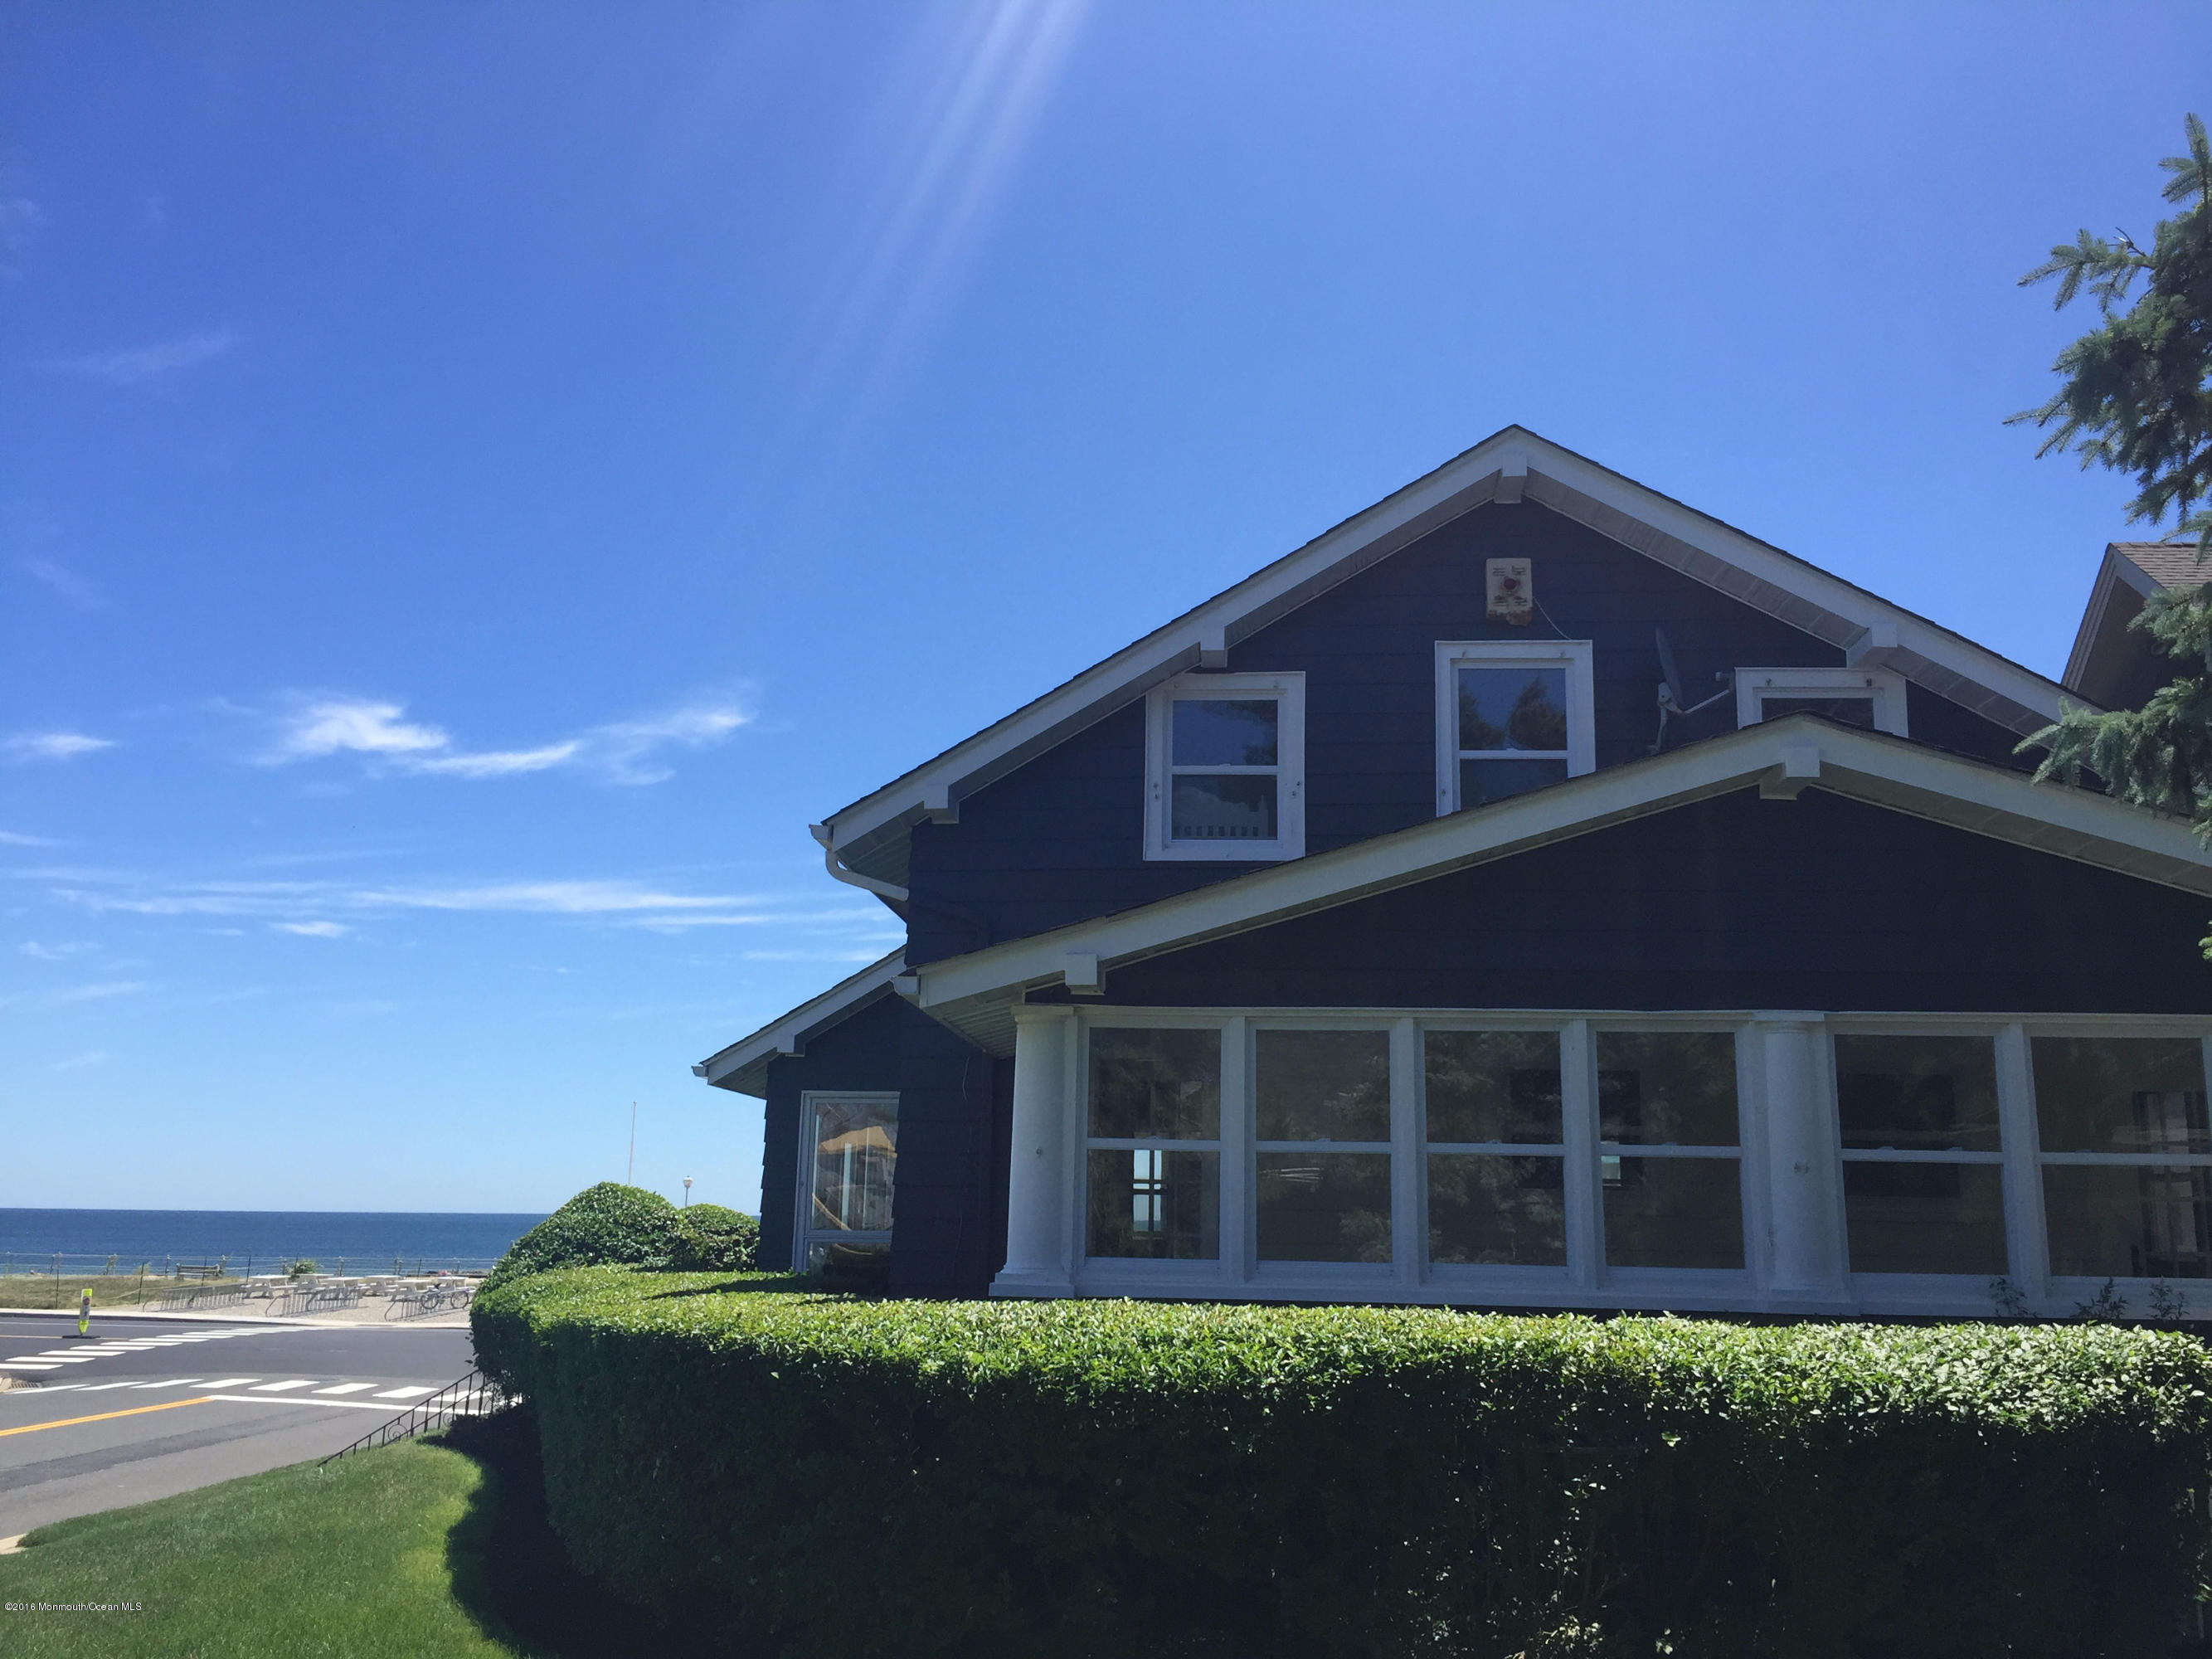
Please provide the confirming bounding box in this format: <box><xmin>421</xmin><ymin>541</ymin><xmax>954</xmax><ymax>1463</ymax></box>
<box><xmin>0</xmin><ymin>1413</ymin><xmax>672</xmax><ymax>1657</ymax></box>
<box><xmin>0</xmin><ymin>1272</ymin><xmax>242</xmax><ymax>1310</ymax></box>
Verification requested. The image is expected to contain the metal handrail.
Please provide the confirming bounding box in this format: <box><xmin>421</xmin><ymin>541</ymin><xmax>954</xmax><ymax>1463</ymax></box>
<box><xmin>319</xmin><ymin>1367</ymin><xmax>516</xmax><ymax>1465</ymax></box>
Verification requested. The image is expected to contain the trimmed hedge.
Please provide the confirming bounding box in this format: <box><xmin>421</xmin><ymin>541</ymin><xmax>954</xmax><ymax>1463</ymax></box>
<box><xmin>666</xmin><ymin>1204</ymin><xmax>759</xmax><ymax>1273</ymax></box>
<box><xmin>481</xmin><ymin>1184</ymin><xmax>682</xmax><ymax>1292</ymax></box>
<box><xmin>474</xmin><ymin>1269</ymin><xmax>2212</xmax><ymax>1658</ymax></box>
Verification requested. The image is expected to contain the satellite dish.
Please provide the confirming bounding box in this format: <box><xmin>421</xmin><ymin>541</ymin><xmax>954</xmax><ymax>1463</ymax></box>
<box><xmin>1647</xmin><ymin>627</ymin><xmax>1735</xmax><ymax>753</ymax></box>
<box><xmin>1655</xmin><ymin>627</ymin><xmax>1687</xmax><ymax>713</ymax></box>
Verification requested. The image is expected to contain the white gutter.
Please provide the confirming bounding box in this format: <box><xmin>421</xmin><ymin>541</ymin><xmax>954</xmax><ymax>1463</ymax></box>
<box><xmin>809</xmin><ymin>823</ymin><xmax>909</xmax><ymax>903</ymax></box>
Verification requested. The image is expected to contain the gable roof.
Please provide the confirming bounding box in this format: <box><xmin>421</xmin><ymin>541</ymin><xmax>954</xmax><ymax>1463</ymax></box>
<box><xmin>907</xmin><ymin>713</ymin><xmax>2212</xmax><ymax>1054</ymax></box>
<box><xmin>820</xmin><ymin>426</ymin><xmax>2078</xmax><ymax>885</ymax></box>
<box><xmin>2064</xmin><ymin>540</ymin><xmax>2210</xmax><ymax>705</ymax></box>
<box><xmin>692</xmin><ymin>949</ymin><xmax>904</xmax><ymax>1098</ymax></box>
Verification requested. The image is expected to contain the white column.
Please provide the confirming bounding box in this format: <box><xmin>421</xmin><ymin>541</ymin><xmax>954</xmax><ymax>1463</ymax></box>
<box><xmin>991</xmin><ymin>1005</ymin><xmax>1077</xmax><ymax>1298</ymax></box>
<box><xmin>1388</xmin><ymin>1018</ymin><xmax>1422</xmax><ymax>1288</ymax></box>
<box><xmin>1994</xmin><ymin>1022</ymin><xmax>2050</xmax><ymax>1306</ymax></box>
<box><xmin>1757</xmin><ymin>1014</ymin><xmax>1849</xmax><ymax>1306</ymax></box>
<box><xmin>1559</xmin><ymin>1019</ymin><xmax>1600</xmax><ymax>1291</ymax></box>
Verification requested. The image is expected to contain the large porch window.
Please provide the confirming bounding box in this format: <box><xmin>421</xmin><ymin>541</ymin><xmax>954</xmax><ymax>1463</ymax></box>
<box><xmin>797</xmin><ymin>1092</ymin><xmax>897</xmax><ymax>1276</ymax></box>
<box><xmin>1035</xmin><ymin>1012</ymin><xmax>2212</xmax><ymax>1312</ymax></box>
<box><xmin>2033</xmin><ymin>1036</ymin><xmax>2212</xmax><ymax>1280</ymax></box>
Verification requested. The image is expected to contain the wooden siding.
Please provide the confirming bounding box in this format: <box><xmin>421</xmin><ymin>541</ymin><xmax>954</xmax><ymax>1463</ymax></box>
<box><xmin>907</xmin><ymin>500</ymin><xmax>2031</xmax><ymax>964</ymax></box>
<box><xmin>759</xmin><ymin>991</ymin><xmax>1007</xmax><ymax>1294</ymax></box>
<box><xmin>1035</xmin><ymin>788</ymin><xmax>2212</xmax><ymax>1014</ymax></box>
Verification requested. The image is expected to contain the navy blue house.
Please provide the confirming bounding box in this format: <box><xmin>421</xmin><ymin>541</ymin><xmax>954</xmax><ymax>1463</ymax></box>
<box><xmin>695</xmin><ymin>429</ymin><xmax>2212</xmax><ymax>1318</ymax></box>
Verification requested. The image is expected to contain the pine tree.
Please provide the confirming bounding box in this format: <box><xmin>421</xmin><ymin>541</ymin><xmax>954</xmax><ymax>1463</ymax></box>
<box><xmin>2015</xmin><ymin>117</ymin><xmax>2212</xmax><ymax>935</ymax></box>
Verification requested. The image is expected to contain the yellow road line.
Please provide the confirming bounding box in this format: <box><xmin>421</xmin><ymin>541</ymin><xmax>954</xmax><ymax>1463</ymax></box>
<box><xmin>0</xmin><ymin>1397</ymin><xmax>211</xmax><ymax>1438</ymax></box>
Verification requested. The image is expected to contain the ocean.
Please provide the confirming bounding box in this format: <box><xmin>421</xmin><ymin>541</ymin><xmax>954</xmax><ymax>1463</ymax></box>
<box><xmin>0</xmin><ymin>1209</ymin><xmax>548</xmax><ymax>1277</ymax></box>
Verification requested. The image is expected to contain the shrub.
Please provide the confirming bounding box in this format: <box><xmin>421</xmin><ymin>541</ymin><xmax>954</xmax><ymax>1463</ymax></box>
<box><xmin>473</xmin><ymin>1270</ymin><xmax>2212</xmax><ymax>1659</ymax></box>
<box><xmin>481</xmin><ymin>1184</ymin><xmax>680</xmax><ymax>1292</ymax></box>
<box><xmin>666</xmin><ymin>1204</ymin><xmax>758</xmax><ymax>1272</ymax></box>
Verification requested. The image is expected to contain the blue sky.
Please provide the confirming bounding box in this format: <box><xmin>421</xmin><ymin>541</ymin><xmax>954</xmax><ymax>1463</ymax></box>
<box><xmin>4</xmin><ymin>3</ymin><xmax>2206</xmax><ymax>1214</ymax></box>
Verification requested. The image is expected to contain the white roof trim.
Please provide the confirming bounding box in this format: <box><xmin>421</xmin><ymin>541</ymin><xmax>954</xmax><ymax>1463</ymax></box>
<box><xmin>693</xmin><ymin>950</ymin><xmax>905</xmax><ymax>1099</ymax></box>
<box><xmin>912</xmin><ymin>714</ymin><xmax>2211</xmax><ymax>1054</ymax></box>
<box><xmin>820</xmin><ymin>427</ymin><xmax>2076</xmax><ymax>878</ymax></box>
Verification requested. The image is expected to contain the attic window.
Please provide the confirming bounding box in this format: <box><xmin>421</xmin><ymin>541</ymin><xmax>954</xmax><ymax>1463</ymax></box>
<box><xmin>1736</xmin><ymin>669</ymin><xmax>1908</xmax><ymax>737</ymax></box>
<box><xmin>1144</xmin><ymin>672</ymin><xmax>1305</xmax><ymax>862</ymax></box>
<box><xmin>1433</xmin><ymin>640</ymin><xmax>1595</xmax><ymax>815</ymax></box>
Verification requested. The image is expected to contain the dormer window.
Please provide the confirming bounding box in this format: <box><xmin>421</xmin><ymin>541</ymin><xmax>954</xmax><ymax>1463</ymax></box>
<box><xmin>1735</xmin><ymin>668</ymin><xmax>1908</xmax><ymax>737</ymax></box>
<box><xmin>1144</xmin><ymin>672</ymin><xmax>1305</xmax><ymax>861</ymax></box>
<box><xmin>1433</xmin><ymin>640</ymin><xmax>1595</xmax><ymax>814</ymax></box>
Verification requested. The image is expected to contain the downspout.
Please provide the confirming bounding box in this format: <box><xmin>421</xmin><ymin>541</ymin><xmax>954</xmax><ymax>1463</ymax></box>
<box><xmin>809</xmin><ymin>823</ymin><xmax>993</xmax><ymax>951</ymax></box>
<box><xmin>809</xmin><ymin>824</ymin><xmax>910</xmax><ymax>911</ymax></box>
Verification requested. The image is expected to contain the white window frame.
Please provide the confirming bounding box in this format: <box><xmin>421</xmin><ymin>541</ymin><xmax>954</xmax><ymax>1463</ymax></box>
<box><xmin>794</xmin><ymin>1090</ymin><xmax>898</xmax><ymax>1274</ymax></box>
<box><xmin>1735</xmin><ymin>667</ymin><xmax>1909</xmax><ymax>737</ymax></box>
<box><xmin>1041</xmin><ymin>1008</ymin><xmax>2212</xmax><ymax>1316</ymax></box>
<box><xmin>1821</xmin><ymin>1025</ymin><xmax>2010</xmax><ymax>1288</ymax></box>
<box><xmin>2020</xmin><ymin>1024</ymin><xmax>2212</xmax><ymax>1295</ymax></box>
<box><xmin>1433</xmin><ymin>640</ymin><xmax>1596</xmax><ymax>817</ymax></box>
<box><xmin>1143</xmin><ymin>672</ymin><xmax>1305</xmax><ymax>862</ymax></box>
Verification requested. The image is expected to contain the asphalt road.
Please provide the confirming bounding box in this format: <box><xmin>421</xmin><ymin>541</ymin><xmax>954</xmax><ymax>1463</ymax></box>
<box><xmin>0</xmin><ymin>1312</ymin><xmax>477</xmax><ymax>1540</ymax></box>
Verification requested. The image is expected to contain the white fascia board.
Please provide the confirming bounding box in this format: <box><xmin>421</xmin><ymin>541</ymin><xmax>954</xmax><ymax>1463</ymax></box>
<box><xmin>1518</xmin><ymin>456</ymin><xmax>2073</xmax><ymax>732</ymax></box>
<box><xmin>912</xmin><ymin>716</ymin><xmax>2212</xmax><ymax>1034</ymax></box>
<box><xmin>693</xmin><ymin>950</ymin><xmax>907</xmax><ymax>1098</ymax></box>
<box><xmin>820</xmin><ymin>431</ymin><xmax>2078</xmax><ymax>872</ymax></box>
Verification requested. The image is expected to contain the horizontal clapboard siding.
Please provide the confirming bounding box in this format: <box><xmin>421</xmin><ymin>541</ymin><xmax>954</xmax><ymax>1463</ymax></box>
<box><xmin>1042</xmin><ymin>789</ymin><xmax>2212</xmax><ymax>1014</ymax></box>
<box><xmin>907</xmin><ymin>501</ymin><xmax>2030</xmax><ymax>964</ymax></box>
<box><xmin>760</xmin><ymin>993</ymin><xmax>1006</xmax><ymax>1294</ymax></box>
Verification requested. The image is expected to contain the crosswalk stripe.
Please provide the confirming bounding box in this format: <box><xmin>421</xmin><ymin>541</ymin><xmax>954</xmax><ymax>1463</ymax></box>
<box><xmin>314</xmin><ymin>1383</ymin><xmax>375</xmax><ymax>1395</ymax></box>
<box><xmin>249</xmin><ymin>1380</ymin><xmax>318</xmax><ymax>1393</ymax></box>
<box><xmin>0</xmin><ymin>1363</ymin><xmax>62</xmax><ymax>1371</ymax></box>
<box><xmin>372</xmin><ymin>1385</ymin><xmax>435</xmax><ymax>1400</ymax></box>
<box><xmin>197</xmin><ymin>1378</ymin><xmax>259</xmax><ymax>1389</ymax></box>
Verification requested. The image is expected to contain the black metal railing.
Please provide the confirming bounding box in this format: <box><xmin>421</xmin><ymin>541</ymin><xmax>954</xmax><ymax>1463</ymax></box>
<box><xmin>320</xmin><ymin>1367</ymin><xmax>516</xmax><ymax>1465</ymax></box>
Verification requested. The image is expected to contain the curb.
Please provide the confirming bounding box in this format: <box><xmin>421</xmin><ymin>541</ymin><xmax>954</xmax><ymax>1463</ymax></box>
<box><xmin>0</xmin><ymin>1306</ymin><xmax>472</xmax><ymax>1329</ymax></box>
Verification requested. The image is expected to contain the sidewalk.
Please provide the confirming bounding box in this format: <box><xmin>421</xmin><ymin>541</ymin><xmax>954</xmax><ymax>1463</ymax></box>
<box><xmin>0</xmin><ymin>1303</ymin><xmax>471</xmax><ymax>1329</ymax></box>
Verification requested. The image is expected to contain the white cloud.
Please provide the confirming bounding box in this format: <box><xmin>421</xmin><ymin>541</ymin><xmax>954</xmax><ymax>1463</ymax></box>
<box><xmin>19</xmin><ymin>940</ymin><xmax>98</xmax><ymax>961</ymax></box>
<box><xmin>45</xmin><ymin>980</ymin><xmax>147</xmax><ymax>1005</ymax></box>
<box><xmin>268</xmin><ymin>698</ymin><xmax>449</xmax><ymax>761</ymax></box>
<box><xmin>0</xmin><ymin>192</ymin><xmax>41</xmax><ymax>273</ymax></box>
<box><xmin>0</xmin><ymin>830</ymin><xmax>61</xmax><ymax>846</ymax></box>
<box><xmin>41</xmin><ymin>327</ymin><xmax>235</xmax><ymax>385</ymax></box>
<box><xmin>5</xmin><ymin>732</ymin><xmax>115</xmax><ymax>762</ymax></box>
<box><xmin>261</xmin><ymin>692</ymin><xmax>753</xmax><ymax>786</ymax></box>
<box><xmin>25</xmin><ymin>865</ymin><xmax>891</xmax><ymax>953</ymax></box>
<box><xmin>19</xmin><ymin>556</ymin><xmax>100</xmax><ymax>608</ymax></box>
<box><xmin>409</xmin><ymin>742</ymin><xmax>582</xmax><ymax>778</ymax></box>
<box><xmin>51</xmin><ymin>1050</ymin><xmax>109</xmax><ymax>1072</ymax></box>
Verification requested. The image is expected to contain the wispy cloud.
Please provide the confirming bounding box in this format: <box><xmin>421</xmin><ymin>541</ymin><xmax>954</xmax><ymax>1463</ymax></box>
<box><xmin>41</xmin><ymin>327</ymin><xmax>236</xmax><ymax>385</ymax></box>
<box><xmin>0</xmin><ymin>830</ymin><xmax>61</xmax><ymax>847</ymax></box>
<box><xmin>51</xmin><ymin>1050</ymin><xmax>109</xmax><ymax>1072</ymax></box>
<box><xmin>19</xmin><ymin>556</ymin><xmax>100</xmax><ymax>608</ymax></box>
<box><xmin>43</xmin><ymin>980</ymin><xmax>147</xmax><ymax>1007</ymax></box>
<box><xmin>5</xmin><ymin>732</ymin><xmax>115</xmax><ymax>762</ymax></box>
<box><xmin>0</xmin><ymin>189</ymin><xmax>41</xmax><ymax>275</ymax></box>
<box><xmin>260</xmin><ymin>692</ymin><xmax>752</xmax><ymax>786</ymax></box>
<box><xmin>20</xmin><ymin>940</ymin><xmax>98</xmax><ymax>961</ymax></box>
<box><xmin>18</xmin><ymin>864</ymin><xmax>894</xmax><ymax>948</ymax></box>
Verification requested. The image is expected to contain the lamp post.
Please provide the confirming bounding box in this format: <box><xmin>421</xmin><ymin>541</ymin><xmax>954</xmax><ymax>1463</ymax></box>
<box><xmin>682</xmin><ymin>1177</ymin><xmax>692</xmax><ymax>1209</ymax></box>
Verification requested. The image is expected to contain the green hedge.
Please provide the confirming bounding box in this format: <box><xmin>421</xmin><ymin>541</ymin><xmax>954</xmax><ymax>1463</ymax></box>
<box><xmin>483</xmin><ymin>1185</ymin><xmax>756</xmax><ymax>1293</ymax></box>
<box><xmin>474</xmin><ymin>1269</ymin><xmax>2212</xmax><ymax>1658</ymax></box>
